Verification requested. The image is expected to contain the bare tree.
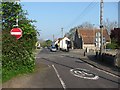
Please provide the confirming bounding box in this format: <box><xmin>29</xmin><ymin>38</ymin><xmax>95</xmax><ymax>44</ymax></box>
<box><xmin>103</xmin><ymin>19</ymin><xmax>118</xmax><ymax>35</ymax></box>
<box><xmin>78</xmin><ymin>22</ymin><xmax>94</xmax><ymax>29</ymax></box>
<box><xmin>66</xmin><ymin>22</ymin><xmax>95</xmax><ymax>39</ymax></box>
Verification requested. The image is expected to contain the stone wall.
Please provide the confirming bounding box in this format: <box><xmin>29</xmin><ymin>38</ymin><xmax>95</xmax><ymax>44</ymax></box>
<box><xmin>96</xmin><ymin>49</ymin><xmax>120</xmax><ymax>67</ymax></box>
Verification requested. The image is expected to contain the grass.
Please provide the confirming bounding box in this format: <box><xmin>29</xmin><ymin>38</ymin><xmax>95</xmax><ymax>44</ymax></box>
<box><xmin>0</xmin><ymin>55</ymin><xmax>1</xmax><ymax>84</ymax></box>
<box><xmin>2</xmin><ymin>66</ymin><xmax>35</xmax><ymax>83</ymax></box>
<box><xmin>0</xmin><ymin>67</ymin><xmax>1</xmax><ymax>84</ymax></box>
<box><xmin>33</xmin><ymin>48</ymin><xmax>41</xmax><ymax>55</ymax></box>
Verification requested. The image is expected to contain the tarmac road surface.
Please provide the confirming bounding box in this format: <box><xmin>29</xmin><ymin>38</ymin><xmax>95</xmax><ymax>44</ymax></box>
<box><xmin>36</xmin><ymin>48</ymin><xmax>120</xmax><ymax>88</ymax></box>
<box><xmin>2</xmin><ymin>48</ymin><xmax>120</xmax><ymax>89</ymax></box>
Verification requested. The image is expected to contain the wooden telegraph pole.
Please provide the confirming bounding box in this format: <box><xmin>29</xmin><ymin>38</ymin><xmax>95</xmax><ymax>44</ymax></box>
<box><xmin>61</xmin><ymin>28</ymin><xmax>63</xmax><ymax>48</ymax></box>
<box><xmin>100</xmin><ymin>0</ymin><xmax>104</xmax><ymax>55</ymax></box>
<box><xmin>53</xmin><ymin>34</ymin><xmax>54</xmax><ymax>42</ymax></box>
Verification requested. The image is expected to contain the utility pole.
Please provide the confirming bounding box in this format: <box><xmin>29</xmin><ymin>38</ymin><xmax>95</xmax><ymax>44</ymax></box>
<box><xmin>61</xmin><ymin>28</ymin><xmax>63</xmax><ymax>48</ymax></box>
<box><xmin>100</xmin><ymin>0</ymin><xmax>104</xmax><ymax>55</ymax></box>
<box><xmin>61</xmin><ymin>28</ymin><xmax>63</xmax><ymax>38</ymax></box>
<box><xmin>118</xmin><ymin>1</ymin><xmax>120</xmax><ymax>28</ymax></box>
<box><xmin>53</xmin><ymin>34</ymin><xmax>54</xmax><ymax>42</ymax></box>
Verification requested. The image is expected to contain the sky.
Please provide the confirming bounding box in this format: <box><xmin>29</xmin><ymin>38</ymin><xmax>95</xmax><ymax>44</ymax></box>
<box><xmin>21</xmin><ymin>2</ymin><xmax>118</xmax><ymax>40</ymax></box>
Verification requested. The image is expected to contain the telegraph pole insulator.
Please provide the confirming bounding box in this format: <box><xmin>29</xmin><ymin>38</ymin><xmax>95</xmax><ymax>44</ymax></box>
<box><xmin>100</xmin><ymin>25</ymin><xmax>103</xmax><ymax>28</ymax></box>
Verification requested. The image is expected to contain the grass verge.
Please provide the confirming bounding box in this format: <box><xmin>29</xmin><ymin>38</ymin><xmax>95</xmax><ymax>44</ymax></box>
<box><xmin>2</xmin><ymin>66</ymin><xmax>35</xmax><ymax>83</ymax></box>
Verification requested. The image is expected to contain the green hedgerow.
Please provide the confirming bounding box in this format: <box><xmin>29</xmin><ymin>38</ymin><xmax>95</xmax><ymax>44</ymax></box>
<box><xmin>2</xmin><ymin>2</ymin><xmax>37</xmax><ymax>82</ymax></box>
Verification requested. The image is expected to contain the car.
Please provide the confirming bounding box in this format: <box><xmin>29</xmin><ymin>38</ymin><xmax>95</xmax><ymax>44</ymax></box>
<box><xmin>36</xmin><ymin>42</ymin><xmax>41</xmax><ymax>49</ymax></box>
<box><xmin>50</xmin><ymin>46</ymin><xmax>57</xmax><ymax>52</ymax></box>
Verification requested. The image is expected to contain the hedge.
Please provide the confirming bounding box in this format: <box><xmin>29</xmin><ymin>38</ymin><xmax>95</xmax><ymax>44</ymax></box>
<box><xmin>2</xmin><ymin>2</ymin><xmax>37</xmax><ymax>82</ymax></box>
<box><xmin>2</xmin><ymin>30</ymin><xmax>36</xmax><ymax>82</ymax></box>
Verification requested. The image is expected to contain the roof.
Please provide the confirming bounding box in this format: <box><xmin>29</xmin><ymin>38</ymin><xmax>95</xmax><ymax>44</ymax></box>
<box><xmin>77</xmin><ymin>28</ymin><xmax>111</xmax><ymax>44</ymax></box>
<box><xmin>58</xmin><ymin>38</ymin><xmax>63</xmax><ymax>43</ymax></box>
<box><xmin>56</xmin><ymin>37</ymin><xmax>70</xmax><ymax>43</ymax></box>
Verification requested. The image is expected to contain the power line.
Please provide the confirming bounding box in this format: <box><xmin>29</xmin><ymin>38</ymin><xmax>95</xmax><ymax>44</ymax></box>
<box><xmin>64</xmin><ymin>0</ymin><xmax>98</xmax><ymax>30</ymax></box>
<box><xmin>47</xmin><ymin>1</ymin><xmax>98</xmax><ymax>40</ymax></box>
<box><xmin>54</xmin><ymin>30</ymin><xmax>63</xmax><ymax>39</ymax></box>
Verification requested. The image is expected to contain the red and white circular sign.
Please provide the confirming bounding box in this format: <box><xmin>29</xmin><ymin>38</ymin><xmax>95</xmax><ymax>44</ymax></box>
<box><xmin>10</xmin><ymin>28</ymin><xmax>22</xmax><ymax>39</ymax></box>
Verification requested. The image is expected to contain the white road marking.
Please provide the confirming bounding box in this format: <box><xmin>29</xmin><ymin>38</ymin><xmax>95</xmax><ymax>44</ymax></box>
<box><xmin>87</xmin><ymin>64</ymin><xmax>120</xmax><ymax>78</ymax></box>
<box><xmin>52</xmin><ymin>65</ymin><xmax>66</xmax><ymax>89</ymax></box>
<box><xmin>88</xmin><ymin>64</ymin><xmax>94</xmax><ymax>68</ymax></box>
<box><xmin>48</xmin><ymin>65</ymin><xmax>51</xmax><ymax>68</ymax></box>
<box><xmin>70</xmin><ymin>68</ymin><xmax>99</xmax><ymax>80</ymax></box>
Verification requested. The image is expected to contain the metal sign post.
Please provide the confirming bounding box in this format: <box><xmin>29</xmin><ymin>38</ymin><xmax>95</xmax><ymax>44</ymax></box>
<box><xmin>13</xmin><ymin>0</ymin><xmax>20</xmax><ymax>27</ymax></box>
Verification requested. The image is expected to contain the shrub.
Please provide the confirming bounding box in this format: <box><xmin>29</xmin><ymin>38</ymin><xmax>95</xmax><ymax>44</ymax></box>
<box><xmin>2</xmin><ymin>2</ymin><xmax>37</xmax><ymax>82</ymax></box>
<box><xmin>2</xmin><ymin>30</ymin><xmax>36</xmax><ymax>82</ymax></box>
<box><xmin>106</xmin><ymin>43</ymin><xmax>118</xmax><ymax>49</ymax></box>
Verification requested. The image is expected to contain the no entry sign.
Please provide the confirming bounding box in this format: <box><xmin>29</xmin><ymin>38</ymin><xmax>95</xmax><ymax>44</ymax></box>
<box><xmin>10</xmin><ymin>28</ymin><xmax>22</xmax><ymax>39</ymax></box>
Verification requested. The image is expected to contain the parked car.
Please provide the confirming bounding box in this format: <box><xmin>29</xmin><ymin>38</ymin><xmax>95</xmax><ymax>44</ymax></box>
<box><xmin>36</xmin><ymin>42</ymin><xmax>41</xmax><ymax>49</ymax></box>
<box><xmin>50</xmin><ymin>46</ymin><xmax>57</xmax><ymax>52</ymax></box>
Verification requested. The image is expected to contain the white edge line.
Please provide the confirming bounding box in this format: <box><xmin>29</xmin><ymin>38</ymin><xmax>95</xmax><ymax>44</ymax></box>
<box><xmin>87</xmin><ymin>64</ymin><xmax>120</xmax><ymax>78</ymax></box>
<box><xmin>52</xmin><ymin>65</ymin><xmax>66</xmax><ymax>89</ymax></box>
<box><xmin>48</xmin><ymin>65</ymin><xmax>51</xmax><ymax>68</ymax></box>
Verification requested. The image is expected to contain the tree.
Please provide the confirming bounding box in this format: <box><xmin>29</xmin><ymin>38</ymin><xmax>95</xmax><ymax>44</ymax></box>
<box><xmin>103</xmin><ymin>19</ymin><xmax>118</xmax><ymax>35</ymax></box>
<box><xmin>2</xmin><ymin>2</ymin><xmax>37</xmax><ymax>49</ymax></box>
<box><xmin>110</xmin><ymin>28</ymin><xmax>120</xmax><ymax>47</ymax></box>
<box><xmin>65</xmin><ymin>27</ymin><xmax>75</xmax><ymax>40</ymax></box>
<box><xmin>78</xmin><ymin>22</ymin><xmax>94</xmax><ymax>29</ymax></box>
<box><xmin>46</xmin><ymin>40</ymin><xmax>52</xmax><ymax>47</ymax></box>
<box><xmin>40</xmin><ymin>40</ymin><xmax>52</xmax><ymax>47</ymax></box>
<box><xmin>66</xmin><ymin>22</ymin><xmax>95</xmax><ymax>40</ymax></box>
<box><xmin>106</xmin><ymin>28</ymin><xmax>120</xmax><ymax>49</ymax></box>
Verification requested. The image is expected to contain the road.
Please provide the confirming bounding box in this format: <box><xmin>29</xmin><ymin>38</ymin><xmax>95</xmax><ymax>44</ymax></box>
<box><xmin>3</xmin><ymin>48</ymin><xmax>120</xmax><ymax>88</ymax></box>
<box><xmin>36</xmin><ymin>48</ymin><xmax>120</xmax><ymax>88</ymax></box>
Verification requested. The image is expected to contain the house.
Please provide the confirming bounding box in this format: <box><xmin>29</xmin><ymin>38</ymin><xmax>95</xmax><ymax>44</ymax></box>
<box><xmin>74</xmin><ymin>28</ymin><xmax>111</xmax><ymax>51</ymax></box>
<box><xmin>55</xmin><ymin>38</ymin><xmax>62</xmax><ymax>47</ymax></box>
<box><xmin>55</xmin><ymin>37</ymin><xmax>71</xmax><ymax>51</ymax></box>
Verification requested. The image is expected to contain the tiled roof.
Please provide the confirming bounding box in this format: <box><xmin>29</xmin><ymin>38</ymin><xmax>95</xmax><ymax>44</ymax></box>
<box><xmin>77</xmin><ymin>28</ymin><xmax>111</xmax><ymax>44</ymax></box>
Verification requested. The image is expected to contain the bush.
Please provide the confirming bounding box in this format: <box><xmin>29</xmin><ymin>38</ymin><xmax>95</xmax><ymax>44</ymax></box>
<box><xmin>2</xmin><ymin>30</ymin><xmax>36</xmax><ymax>82</ymax></box>
<box><xmin>2</xmin><ymin>2</ymin><xmax>37</xmax><ymax>82</ymax></box>
<box><xmin>106</xmin><ymin>43</ymin><xmax>118</xmax><ymax>49</ymax></box>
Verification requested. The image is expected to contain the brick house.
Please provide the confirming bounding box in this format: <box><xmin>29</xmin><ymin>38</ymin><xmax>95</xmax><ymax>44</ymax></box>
<box><xmin>74</xmin><ymin>28</ymin><xmax>111</xmax><ymax>51</ymax></box>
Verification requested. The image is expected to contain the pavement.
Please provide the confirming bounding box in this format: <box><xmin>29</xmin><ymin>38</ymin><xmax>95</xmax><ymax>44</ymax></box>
<box><xmin>68</xmin><ymin>49</ymin><xmax>120</xmax><ymax>77</ymax></box>
<box><xmin>2</xmin><ymin>62</ymin><xmax>62</xmax><ymax>88</ymax></box>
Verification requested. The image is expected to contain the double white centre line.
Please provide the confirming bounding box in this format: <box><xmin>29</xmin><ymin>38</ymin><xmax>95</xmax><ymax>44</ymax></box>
<box><xmin>52</xmin><ymin>65</ymin><xmax>66</xmax><ymax>89</ymax></box>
